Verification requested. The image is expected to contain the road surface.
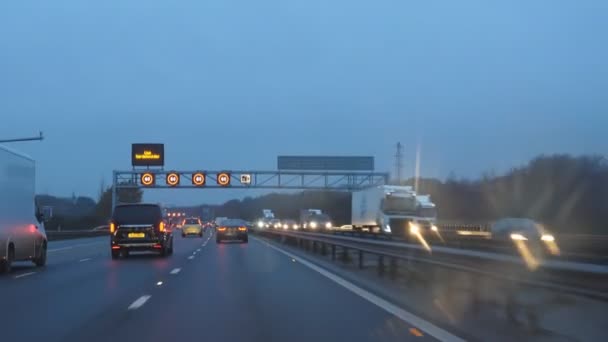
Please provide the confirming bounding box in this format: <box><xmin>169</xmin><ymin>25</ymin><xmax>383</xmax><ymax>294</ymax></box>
<box><xmin>0</xmin><ymin>229</ymin><xmax>459</xmax><ymax>342</ymax></box>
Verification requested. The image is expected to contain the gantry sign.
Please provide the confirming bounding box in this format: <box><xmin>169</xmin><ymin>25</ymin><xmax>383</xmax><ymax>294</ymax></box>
<box><xmin>111</xmin><ymin>146</ymin><xmax>388</xmax><ymax>208</ymax></box>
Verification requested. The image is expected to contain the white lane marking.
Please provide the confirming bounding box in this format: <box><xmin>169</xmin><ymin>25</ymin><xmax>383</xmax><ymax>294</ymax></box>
<box><xmin>170</xmin><ymin>268</ymin><xmax>181</xmax><ymax>275</ymax></box>
<box><xmin>196</xmin><ymin>248</ymin><xmax>201</xmax><ymax>252</ymax></box>
<box><xmin>79</xmin><ymin>258</ymin><xmax>91</xmax><ymax>262</ymax></box>
<box><xmin>187</xmin><ymin>255</ymin><xmax>194</xmax><ymax>260</ymax></box>
<box><xmin>48</xmin><ymin>246</ymin><xmax>73</xmax><ymax>253</ymax></box>
<box><xmin>255</xmin><ymin>237</ymin><xmax>465</xmax><ymax>342</ymax></box>
<box><xmin>156</xmin><ymin>281</ymin><xmax>163</xmax><ymax>286</ymax></box>
<box><xmin>14</xmin><ymin>272</ymin><xmax>36</xmax><ymax>279</ymax></box>
<box><xmin>128</xmin><ymin>295</ymin><xmax>151</xmax><ymax>310</ymax></box>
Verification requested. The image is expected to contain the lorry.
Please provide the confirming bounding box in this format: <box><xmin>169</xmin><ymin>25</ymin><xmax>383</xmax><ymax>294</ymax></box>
<box><xmin>0</xmin><ymin>145</ymin><xmax>48</xmax><ymax>273</ymax></box>
<box><xmin>351</xmin><ymin>185</ymin><xmax>437</xmax><ymax>237</ymax></box>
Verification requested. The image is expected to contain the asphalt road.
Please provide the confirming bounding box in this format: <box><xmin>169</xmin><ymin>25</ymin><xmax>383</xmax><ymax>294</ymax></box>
<box><xmin>0</xmin><ymin>229</ymin><xmax>460</xmax><ymax>342</ymax></box>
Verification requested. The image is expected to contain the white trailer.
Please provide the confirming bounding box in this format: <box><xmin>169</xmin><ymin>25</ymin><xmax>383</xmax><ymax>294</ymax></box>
<box><xmin>0</xmin><ymin>145</ymin><xmax>48</xmax><ymax>273</ymax></box>
<box><xmin>351</xmin><ymin>185</ymin><xmax>437</xmax><ymax>236</ymax></box>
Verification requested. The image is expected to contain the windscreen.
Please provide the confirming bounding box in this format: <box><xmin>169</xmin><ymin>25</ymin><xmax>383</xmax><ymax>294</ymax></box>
<box><xmin>417</xmin><ymin>207</ymin><xmax>437</xmax><ymax>219</ymax></box>
<box><xmin>112</xmin><ymin>205</ymin><xmax>161</xmax><ymax>224</ymax></box>
<box><xmin>184</xmin><ymin>218</ymin><xmax>199</xmax><ymax>225</ymax></box>
<box><xmin>382</xmin><ymin>197</ymin><xmax>416</xmax><ymax>213</ymax></box>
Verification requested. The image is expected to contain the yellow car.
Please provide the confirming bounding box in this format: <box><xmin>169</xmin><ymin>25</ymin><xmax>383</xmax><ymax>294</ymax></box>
<box><xmin>181</xmin><ymin>218</ymin><xmax>204</xmax><ymax>237</ymax></box>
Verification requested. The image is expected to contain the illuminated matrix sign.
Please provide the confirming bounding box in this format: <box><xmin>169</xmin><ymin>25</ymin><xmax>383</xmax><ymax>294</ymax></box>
<box><xmin>132</xmin><ymin>143</ymin><xmax>165</xmax><ymax>166</ymax></box>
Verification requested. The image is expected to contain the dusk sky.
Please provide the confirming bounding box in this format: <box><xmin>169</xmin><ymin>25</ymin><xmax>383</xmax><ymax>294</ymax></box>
<box><xmin>1</xmin><ymin>1</ymin><xmax>606</xmax><ymax>205</ymax></box>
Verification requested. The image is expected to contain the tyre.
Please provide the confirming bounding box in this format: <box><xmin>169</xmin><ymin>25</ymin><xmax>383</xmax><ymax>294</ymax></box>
<box><xmin>0</xmin><ymin>245</ymin><xmax>14</xmax><ymax>274</ymax></box>
<box><xmin>242</xmin><ymin>236</ymin><xmax>248</xmax><ymax>243</ymax></box>
<box><xmin>216</xmin><ymin>237</ymin><xmax>221</xmax><ymax>244</ymax></box>
<box><xmin>111</xmin><ymin>250</ymin><xmax>120</xmax><ymax>259</ymax></box>
<box><xmin>34</xmin><ymin>242</ymin><xmax>47</xmax><ymax>267</ymax></box>
<box><xmin>182</xmin><ymin>233</ymin><xmax>186</xmax><ymax>238</ymax></box>
<box><xmin>199</xmin><ymin>232</ymin><xmax>203</xmax><ymax>238</ymax></box>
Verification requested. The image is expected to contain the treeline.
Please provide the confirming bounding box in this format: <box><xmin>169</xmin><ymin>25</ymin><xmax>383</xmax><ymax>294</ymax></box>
<box><xmin>208</xmin><ymin>155</ymin><xmax>607</xmax><ymax>234</ymax></box>
<box><xmin>42</xmin><ymin>186</ymin><xmax>143</xmax><ymax>230</ymax></box>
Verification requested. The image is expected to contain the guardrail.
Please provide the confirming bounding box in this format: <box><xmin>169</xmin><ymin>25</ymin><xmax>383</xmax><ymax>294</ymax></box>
<box><xmin>254</xmin><ymin>228</ymin><xmax>608</xmax><ymax>300</ymax></box>
<box><xmin>46</xmin><ymin>226</ymin><xmax>109</xmax><ymax>241</ymax></box>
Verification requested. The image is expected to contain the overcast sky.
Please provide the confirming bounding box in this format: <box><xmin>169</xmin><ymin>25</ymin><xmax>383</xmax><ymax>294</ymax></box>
<box><xmin>1</xmin><ymin>0</ymin><xmax>606</xmax><ymax>205</ymax></box>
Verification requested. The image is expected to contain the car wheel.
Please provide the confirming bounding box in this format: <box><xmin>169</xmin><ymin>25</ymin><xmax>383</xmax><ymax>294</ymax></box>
<box><xmin>199</xmin><ymin>232</ymin><xmax>203</xmax><ymax>238</ymax></box>
<box><xmin>242</xmin><ymin>236</ymin><xmax>248</xmax><ymax>243</ymax></box>
<box><xmin>111</xmin><ymin>250</ymin><xmax>120</xmax><ymax>259</ymax></box>
<box><xmin>216</xmin><ymin>237</ymin><xmax>221</xmax><ymax>244</ymax></box>
<box><xmin>0</xmin><ymin>245</ymin><xmax>14</xmax><ymax>274</ymax></box>
<box><xmin>181</xmin><ymin>233</ymin><xmax>186</xmax><ymax>238</ymax></box>
<box><xmin>34</xmin><ymin>242</ymin><xmax>47</xmax><ymax>267</ymax></box>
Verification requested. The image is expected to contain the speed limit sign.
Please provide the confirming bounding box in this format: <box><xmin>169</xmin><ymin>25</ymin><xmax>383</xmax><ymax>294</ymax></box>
<box><xmin>217</xmin><ymin>172</ymin><xmax>231</xmax><ymax>186</ymax></box>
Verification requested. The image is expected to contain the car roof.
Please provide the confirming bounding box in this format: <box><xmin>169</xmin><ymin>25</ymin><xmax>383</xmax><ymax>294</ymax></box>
<box><xmin>116</xmin><ymin>203</ymin><xmax>160</xmax><ymax>208</ymax></box>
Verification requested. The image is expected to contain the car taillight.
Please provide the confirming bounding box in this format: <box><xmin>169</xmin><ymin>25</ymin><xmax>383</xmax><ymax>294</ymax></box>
<box><xmin>159</xmin><ymin>221</ymin><xmax>165</xmax><ymax>232</ymax></box>
<box><xmin>217</xmin><ymin>227</ymin><xmax>226</xmax><ymax>231</ymax></box>
<box><xmin>238</xmin><ymin>227</ymin><xmax>247</xmax><ymax>231</ymax></box>
<box><xmin>110</xmin><ymin>222</ymin><xmax>116</xmax><ymax>234</ymax></box>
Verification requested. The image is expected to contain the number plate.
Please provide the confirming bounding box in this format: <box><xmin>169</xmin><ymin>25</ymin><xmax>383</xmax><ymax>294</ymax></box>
<box><xmin>128</xmin><ymin>232</ymin><xmax>145</xmax><ymax>238</ymax></box>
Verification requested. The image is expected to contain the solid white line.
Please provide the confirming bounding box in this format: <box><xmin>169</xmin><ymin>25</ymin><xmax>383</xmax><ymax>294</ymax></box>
<box><xmin>255</xmin><ymin>237</ymin><xmax>465</xmax><ymax>342</ymax></box>
<box><xmin>170</xmin><ymin>268</ymin><xmax>181</xmax><ymax>275</ymax></box>
<box><xmin>14</xmin><ymin>272</ymin><xmax>36</xmax><ymax>279</ymax></box>
<box><xmin>128</xmin><ymin>295</ymin><xmax>151</xmax><ymax>310</ymax></box>
<box><xmin>79</xmin><ymin>258</ymin><xmax>91</xmax><ymax>262</ymax></box>
<box><xmin>196</xmin><ymin>248</ymin><xmax>201</xmax><ymax>252</ymax></box>
<box><xmin>187</xmin><ymin>256</ymin><xmax>194</xmax><ymax>260</ymax></box>
<box><xmin>48</xmin><ymin>246</ymin><xmax>73</xmax><ymax>253</ymax></box>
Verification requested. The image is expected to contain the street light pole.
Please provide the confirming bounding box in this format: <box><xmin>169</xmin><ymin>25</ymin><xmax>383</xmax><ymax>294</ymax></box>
<box><xmin>0</xmin><ymin>131</ymin><xmax>44</xmax><ymax>143</ymax></box>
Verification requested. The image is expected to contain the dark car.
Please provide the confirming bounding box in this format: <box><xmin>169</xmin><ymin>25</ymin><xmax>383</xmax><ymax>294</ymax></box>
<box><xmin>110</xmin><ymin>203</ymin><xmax>174</xmax><ymax>259</ymax></box>
<box><xmin>216</xmin><ymin>219</ymin><xmax>248</xmax><ymax>243</ymax></box>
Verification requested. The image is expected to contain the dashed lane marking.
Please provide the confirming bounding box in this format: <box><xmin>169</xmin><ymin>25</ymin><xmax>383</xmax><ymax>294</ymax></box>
<box><xmin>128</xmin><ymin>295</ymin><xmax>151</xmax><ymax>310</ymax></box>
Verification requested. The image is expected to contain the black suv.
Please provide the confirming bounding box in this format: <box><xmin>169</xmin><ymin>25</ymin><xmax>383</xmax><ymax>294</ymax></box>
<box><xmin>110</xmin><ymin>203</ymin><xmax>173</xmax><ymax>259</ymax></box>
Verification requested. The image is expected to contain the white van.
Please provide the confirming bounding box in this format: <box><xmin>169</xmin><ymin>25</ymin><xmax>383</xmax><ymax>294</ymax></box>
<box><xmin>0</xmin><ymin>145</ymin><xmax>47</xmax><ymax>273</ymax></box>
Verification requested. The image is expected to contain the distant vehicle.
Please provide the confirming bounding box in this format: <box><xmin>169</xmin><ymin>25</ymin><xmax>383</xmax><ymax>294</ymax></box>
<box><xmin>216</xmin><ymin>219</ymin><xmax>248</xmax><ymax>243</ymax></box>
<box><xmin>270</xmin><ymin>219</ymin><xmax>282</xmax><ymax>229</ymax></box>
<box><xmin>299</xmin><ymin>209</ymin><xmax>325</xmax><ymax>228</ymax></box>
<box><xmin>351</xmin><ymin>185</ymin><xmax>437</xmax><ymax>237</ymax></box>
<box><xmin>110</xmin><ymin>203</ymin><xmax>174</xmax><ymax>259</ymax></box>
<box><xmin>302</xmin><ymin>213</ymin><xmax>332</xmax><ymax>230</ymax></box>
<box><xmin>281</xmin><ymin>219</ymin><xmax>299</xmax><ymax>230</ymax></box>
<box><xmin>0</xmin><ymin>145</ymin><xmax>48</xmax><ymax>273</ymax></box>
<box><xmin>181</xmin><ymin>217</ymin><xmax>204</xmax><ymax>238</ymax></box>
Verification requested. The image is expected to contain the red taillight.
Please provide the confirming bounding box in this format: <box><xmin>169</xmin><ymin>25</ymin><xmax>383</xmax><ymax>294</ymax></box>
<box><xmin>153</xmin><ymin>244</ymin><xmax>162</xmax><ymax>249</ymax></box>
<box><xmin>217</xmin><ymin>227</ymin><xmax>226</xmax><ymax>231</ymax></box>
<box><xmin>238</xmin><ymin>227</ymin><xmax>247</xmax><ymax>231</ymax></box>
<box><xmin>159</xmin><ymin>221</ymin><xmax>165</xmax><ymax>232</ymax></box>
<box><xmin>111</xmin><ymin>245</ymin><xmax>120</xmax><ymax>250</ymax></box>
<box><xmin>110</xmin><ymin>222</ymin><xmax>116</xmax><ymax>234</ymax></box>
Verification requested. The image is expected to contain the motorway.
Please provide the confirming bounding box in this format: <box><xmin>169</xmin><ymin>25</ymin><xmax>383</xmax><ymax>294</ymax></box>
<box><xmin>0</xmin><ymin>229</ymin><xmax>463</xmax><ymax>342</ymax></box>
